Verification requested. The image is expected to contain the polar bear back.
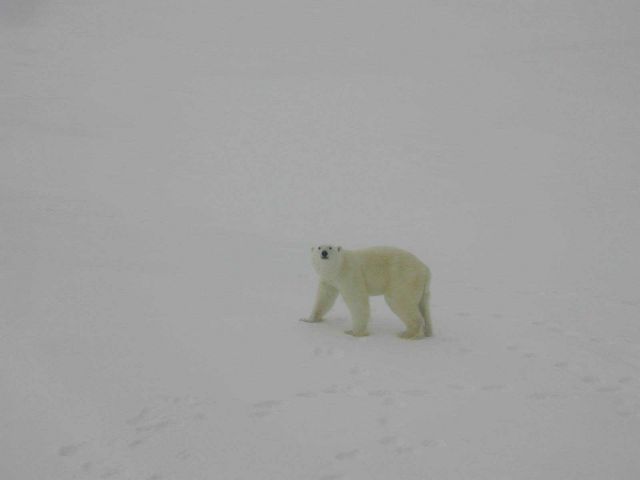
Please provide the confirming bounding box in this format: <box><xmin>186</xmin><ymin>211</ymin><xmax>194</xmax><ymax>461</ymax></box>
<box><xmin>348</xmin><ymin>247</ymin><xmax>429</xmax><ymax>297</ymax></box>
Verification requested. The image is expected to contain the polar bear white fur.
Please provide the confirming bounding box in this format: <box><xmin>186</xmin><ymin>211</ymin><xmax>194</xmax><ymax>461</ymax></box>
<box><xmin>301</xmin><ymin>245</ymin><xmax>432</xmax><ymax>339</ymax></box>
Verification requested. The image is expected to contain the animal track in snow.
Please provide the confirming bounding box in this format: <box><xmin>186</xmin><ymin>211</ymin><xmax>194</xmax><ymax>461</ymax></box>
<box><xmin>380</xmin><ymin>395</ymin><xmax>407</xmax><ymax>408</ymax></box>
<box><xmin>481</xmin><ymin>384</ymin><xmax>506</xmax><ymax>391</ymax></box>
<box><xmin>348</xmin><ymin>366</ymin><xmax>371</xmax><ymax>376</ymax></box>
<box><xmin>379</xmin><ymin>435</ymin><xmax>398</xmax><ymax>446</ymax></box>
<box><xmin>402</xmin><ymin>389</ymin><xmax>431</xmax><ymax>397</ymax></box>
<box><xmin>58</xmin><ymin>442</ymin><xmax>85</xmax><ymax>457</ymax></box>
<box><xmin>100</xmin><ymin>466</ymin><xmax>122</xmax><ymax>478</ymax></box>
<box><xmin>318</xmin><ymin>473</ymin><xmax>346</xmax><ymax>480</ymax></box>
<box><xmin>394</xmin><ymin>446</ymin><xmax>414</xmax><ymax>454</ymax></box>
<box><xmin>344</xmin><ymin>385</ymin><xmax>368</xmax><ymax>397</ymax></box>
<box><xmin>296</xmin><ymin>391</ymin><xmax>318</xmax><ymax>398</ymax></box>
<box><xmin>596</xmin><ymin>386</ymin><xmax>621</xmax><ymax>393</ymax></box>
<box><xmin>313</xmin><ymin>346</ymin><xmax>345</xmax><ymax>359</ymax></box>
<box><xmin>335</xmin><ymin>449</ymin><xmax>359</xmax><ymax>460</ymax></box>
<box><xmin>581</xmin><ymin>375</ymin><xmax>599</xmax><ymax>384</ymax></box>
<box><xmin>377</xmin><ymin>417</ymin><xmax>389</xmax><ymax>426</ymax></box>
<box><xmin>136</xmin><ymin>419</ymin><xmax>171</xmax><ymax>434</ymax></box>
<box><xmin>368</xmin><ymin>389</ymin><xmax>390</xmax><ymax>397</ymax></box>
<box><xmin>421</xmin><ymin>439</ymin><xmax>447</xmax><ymax>448</ymax></box>
<box><xmin>60</xmin><ymin>395</ymin><xmax>212</xmax><ymax>480</ymax></box>
<box><xmin>250</xmin><ymin>399</ymin><xmax>282</xmax><ymax>418</ymax></box>
<box><xmin>323</xmin><ymin>384</ymin><xmax>343</xmax><ymax>394</ymax></box>
<box><xmin>528</xmin><ymin>392</ymin><xmax>562</xmax><ymax>401</ymax></box>
<box><xmin>176</xmin><ymin>449</ymin><xmax>192</xmax><ymax>461</ymax></box>
<box><xmin>252</xmin><ymin>400</ymin><xmax>281</xmax><ymax>409</ymax></box>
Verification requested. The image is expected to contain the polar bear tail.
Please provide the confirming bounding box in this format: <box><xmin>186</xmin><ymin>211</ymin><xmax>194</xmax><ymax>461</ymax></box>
<box><xmin>419</xmin><ymin>289</ymin><xmax>433</xmax><ymax>337</ymax></box>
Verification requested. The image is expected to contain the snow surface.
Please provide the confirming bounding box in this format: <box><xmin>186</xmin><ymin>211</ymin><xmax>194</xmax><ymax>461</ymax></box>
<box><xmin>2</xmin><ymin>1</ymin><xmax>640</xmax><ymax>479</ymax></box>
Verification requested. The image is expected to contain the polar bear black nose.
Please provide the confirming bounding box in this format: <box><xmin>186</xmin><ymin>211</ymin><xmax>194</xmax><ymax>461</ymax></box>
<box><xmin>321</xmin><ymin>250</ymin><xmax>328</xmax><ymax>258</ymax></box>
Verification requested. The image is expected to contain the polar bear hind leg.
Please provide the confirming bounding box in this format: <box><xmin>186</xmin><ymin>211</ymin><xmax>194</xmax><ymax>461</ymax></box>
<box><xmin>385</xmin><ymin>288</ymin><xmax>425</xmax><ymax>339</ymax></box>
<box><xmin>419</xmin><ymin>289</ymin><xmax>432</xmax><ymax>337</ymax></box>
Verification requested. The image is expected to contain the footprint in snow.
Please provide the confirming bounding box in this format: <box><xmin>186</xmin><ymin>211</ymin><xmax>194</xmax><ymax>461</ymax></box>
<box><xmin>323</xmin><ymin>384</ymin><xmax>343</xmax><ymax>394</ymax></box>
<box><xmin>481</xmin><ymin>384</ymin><xmax>506</xmax><ymax>391</ymax></box>
<box><xmin>394</xmin><ymin>446</ymin><xmax>414</xmax><ymax>454</ymax></box>
<box><xmin>192</xmin><ymin>412</ymin><xmax>207</xmax><ymax>422</ymax></box>
<box><xmin>250</xmin><ymin>399</ymin><xmax>282</xmax><ymax>418</ymax></box>
<box><xmin>313</xmin><ymin>346</ymin><xmax>345</xmax><ymax>359</ymax></box>
<box><xmin>381</xmin><ymin>396</ymin><xmax>406</xmax><ymax>408</ymax></box>
<box><xmin>176</xmin><ymin>449</ymin><xmax>191</xmax><ymax>461</ymax></box>
<box><xmin>581</xmin><ymin>375</ymin><xmax>599</xmax><ymax>384</ymax></box>
<box><xmin>318</xmin><ymin>474</ymin><xmax>345</xmax><ymax>480</ymax></box>
<box><xmin>127</xmin><ymin>407</ymin><xmax>150</xmax><ymax>426</ymax></box>
<box><xmin>58</xmin><ymin>442</ymin><xmax>85</xmax><ymax>457</ymax></box>
<box><xmin>335</xmin><ymin>449</ymin><xmax>359</xmax><ymax>460</ymax></box>
<box><xmin>349</xmin><ymin>366</ymin><xmax>370</xmax><ymax>376</ymax></box>
<box><xmin>136</xmin><ymin>419</ymin><xmax>171</xmax><ymax>434</ymax></box>
<box><xmin>402</xmin><ymin>389</ymin><xmax>431</xmax><ymax>397</ymax></box>
<box><xmin>100</xmin><ymin>466</ymin><xmax>122</xmax><ymax>479</ymax></box>
<box><xmin>368</xmin><ymin>389</ymin><xmax>390</xmax><ymax>397</ymax></box>
<box><xmin>296</xmin><ymin>391</ymin><xmax>318</xmax><ymax>398</ymax></box>
<box><xmin>422</xmin><ymin>439</ymin><xmax>447</xmax><ymax>448</ymax></box>
<box><xmin>345</xmin><ymin>385</ymin><xmax>368</xmax><ymax>397</ymax></box>
<box><xmin>596</xmin><ymin>386</ymin><xmax>621</xmax><ymax>393</ymax></box>
<box><xmin>379</xmin><ymin>435</ymin><xmax>398</xmax><ymax>446</ymax></box>
<box><xmin>528</xmin><ymin>392</ymin><xmax>561</xmax><ymax>400</ymax></box>
<box><xmin>253</xmin><ymin>400</ymin><xmax>281</xmax><ymax>408</ymax></box>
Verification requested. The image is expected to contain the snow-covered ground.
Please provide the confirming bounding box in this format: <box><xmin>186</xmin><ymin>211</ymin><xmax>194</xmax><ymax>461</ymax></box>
<box><xmin>2</xmin><ymin>1</ymin><xmax>640</xmax><ymax>479</ymax></box>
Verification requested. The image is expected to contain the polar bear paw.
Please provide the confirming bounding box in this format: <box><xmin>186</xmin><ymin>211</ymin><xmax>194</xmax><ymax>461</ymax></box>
<box><xmin>345</xmin><ymin>329</ymin><xmax>369</xmax><ymax>337</ymax></box>
<box><xmin>300</xmin><ymin>318</ymin><xmax>322</xmax><ymax>323</ymax></box>
<box><xmin>397</xmin><ymin>330</ymin><xmax>424</xmax><ymax>340</ymax></box>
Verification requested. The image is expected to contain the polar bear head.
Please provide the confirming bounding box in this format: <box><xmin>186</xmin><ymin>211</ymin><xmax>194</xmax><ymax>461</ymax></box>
<box><xmin>311</xmin><ymin>244</ymin><xmax>343</xmax><ymax>278</ymax></box>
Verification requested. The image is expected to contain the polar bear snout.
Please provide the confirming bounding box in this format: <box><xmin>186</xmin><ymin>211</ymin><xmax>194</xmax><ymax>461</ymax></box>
<box><xmin>311</xmin><ymin>245</ymin><xmax>343</xmax><ymax>273</ymax></box>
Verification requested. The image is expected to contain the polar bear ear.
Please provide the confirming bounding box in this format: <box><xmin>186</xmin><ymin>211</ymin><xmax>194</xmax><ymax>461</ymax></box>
<box><xmin>337</xmin><ymin>246</ymin><xmax>342</xmax><ymax>251</ymax></box>
<box><xmin>310</xmin><ymin>246</ymin><xmax>314</xmax><ymax>252</ymax></box>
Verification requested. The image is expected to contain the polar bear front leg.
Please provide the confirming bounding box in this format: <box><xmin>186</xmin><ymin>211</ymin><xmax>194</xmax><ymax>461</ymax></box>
<box><xmin>342</xmin><ymin>286</ymin><xmax>370</xmax><ymax>337</ymax></box>
<box><xmin>301</xmin><ymin>281</ymin><xmax>339</xmax><ymax>323</ymax></box>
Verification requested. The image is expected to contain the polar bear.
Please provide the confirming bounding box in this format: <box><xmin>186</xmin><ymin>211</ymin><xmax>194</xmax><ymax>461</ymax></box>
<box><xmin>301</xmin><ymin>245</ymin><xmax>432</xmax><ymax>339</ymax></box>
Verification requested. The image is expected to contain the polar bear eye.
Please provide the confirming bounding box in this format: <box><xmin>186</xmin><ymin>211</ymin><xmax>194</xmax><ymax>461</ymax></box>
<box><xmin>318</xmin><ymin>247</ymin><xmax>321</xmax><ymax>250</ymax></box>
